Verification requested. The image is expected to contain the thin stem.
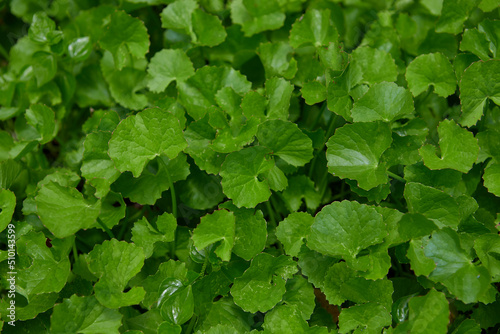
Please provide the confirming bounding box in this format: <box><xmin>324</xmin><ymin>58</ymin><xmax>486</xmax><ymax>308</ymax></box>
<box><xmin>117</xmin><ymin>207</ymin><xmax>144</xmax><ymax>240</ymax></box>
<box><xmin>72</xmin><ymin>241</ymin><xmax>78</xmax><ymax>263</ymax></box>
<box><xmin>265</xmin><ymin>200</ymin><xmax>277</xmax><ymax>229</ymax></box>
<box><xmin>266</xmin><ymin>199</ymin><xmax>284</xmax><ymax>254</ymax></box>
<box><xmin>308</xmin><ymin>114</ymin><xmax>338</xmax><ymax>179</ymax></box>
<box><xmin>387</xmin><ymin>171</ymin><xmax>406</xmax><ymax>183</ymax></box>
<box><xmin>185</xmin><ymin>315</ymin><xmax>198</xmax><ymax>334</ymax></box>
<box><xmin>97</xmin><ymin>217</ymin><xmax>115</xmax><ymax>239</ymax></box>
<box><xmin>0</xmin><ymin>43</ymin><xmax>9</xmax><ymax>61</ymax></box>
<box><xmin>159</xmin><ymin>157</ymin><xmax>177</xmax><ymax>218</ymax></box>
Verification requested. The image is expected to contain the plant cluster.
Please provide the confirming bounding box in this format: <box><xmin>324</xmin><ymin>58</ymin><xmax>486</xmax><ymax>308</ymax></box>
<box><xmin>0</xmin><ymin>0</ymin><xmax>499</xmax><ymax>333</ymax></box>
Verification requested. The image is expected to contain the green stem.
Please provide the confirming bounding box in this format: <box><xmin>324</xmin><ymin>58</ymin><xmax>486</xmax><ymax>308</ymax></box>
<box><xmin>72</xmin><ymin>241</ymin><xmax>78</xmax><ymax>262</ymax></box>
<box><xmin>97</xmin><ymin>217</ymin><xmax>115</xmax><ymax>239</ymax></box>
<box><xmin>117</xmin><ymin>208</ymin><xmax>142</xmax><ymax>240</ymax></box>
<box><xmin>387</xmin><ymin>171</ymin><xmax>406</xmax><ymax>183</ymax></box>
<box><xmin>266</xmin><ymin>199</ymin><xmax>284</xmax><ymax>254</ymax></box>
<box><xmin>308</xmin><ymin>114</ymin><xmax>338</xmax><ymax>179</ymax></box>
<box><xmin>265</xmin><ymin>200</ymin><xmax>277</xmax><ymax>229</ymax></box>
<box><xmin>185</xmin><ymin>315</ymin><xmax>197</xmax><ymax>334</ymax></box>
<box><xmin>0</xmin><ymin>43</ymin><xmax>9</xmax><ymax>61</ymax></box>
<box><xmin>159</xmin><ymin>157</ymin><xmax>177</xmax><ymax>218</ymax></box>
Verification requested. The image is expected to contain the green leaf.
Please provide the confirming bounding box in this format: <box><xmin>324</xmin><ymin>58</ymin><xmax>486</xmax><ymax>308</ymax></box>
<box><xmin>112</xmin><ymin>154</ymin><xmax>190</xmax><ymax>205</ymax></box>
<box><xmin>160</xmin><ymin>0</ymin><xmax>226</xmax><ymax>46</ymax></box>
<box><xmin>474</xmin><ymin>234</ymin><xmax>500</xmax><ymax>281</ymax></box>
<box><xmin>338</xmin><ymin>302</ymin><xmax>392</xmax><ymax>334</ymax></box>
<box><xmin>301</xmin><ymin>81</ymin><xmax>327</xmax><ymax>105</ymax></box>
<box><xmin>419</xmin><ymin>119</ymin><xmax>479</xmax><ymax>173</ymax></box>
<box><xmin>178</xmin><ymin>66</ymin><xmax>251</xmax><ymax>120</ymax></box>
<box><xmin>460</xmin><ymin>29</ymin><xmax>493</xmax><ymax>61</ymax></box>
<box><xmin>195</xmin><ymin>297</ymin><xmax>252</xmax><ymax>333</ymax></box>
<box><xmin>16</xmin><ymin>231</ymin><xmax>71</xmax><ymax>297</ymax></box>
<box><xmin>404</xmin><ymin>182</ymin><xmax>461</xmax><ymax>228</ymax></box>
<box><xmin>32</xmin><ymin>51</ymin><xmax>57</xmax><ymax>87</ymax></box>
<box><xmin>108</xmin><ymin>108</ymin><xmax>187</xmax><ymax>177</ymax></box>
<box><xmin>276</xmin><ymin>212</ymin><xmax>314</xmax><ymax>257</ymax></box>
<box><xmin>258</xmin><ymin>41</ymin><xmax>297</xmax><ymax>79</ymax></box>
<box><xmin>398</xmin><ymin>213</ymin><xmax>438</xmax><ymax>242</ymax></box>
<box><xmin>230</xmin><ymin>0</ymin><xmax>286</xmax><ymax>36</ymax></box>
<box><xmin>100</xmin><ymin>52</ymin><xmax>148</xmax><ymax>110</ymax></box>
<box><xmin>50</xmin><ymin>295</ymin><xmax>122</xmax><ymax>334</ymax></box>
<box><xmin>192</xmin><ymin>209</ymin><xmax>235</xmax><ymax>261</ymax></box>
<box><xmin>158</xmin><ymin>281</ymin><xmax>194</xmax><ymax>325</ymax></box>
<box><xmin>184</xmin><ymin>116</ymin><xmax>227</xmax><ymax>175</ymax></box>
<box><xmin>28</xmin><ymin>12</ymin><xmax>62</xmax><ymax>45</ymax></box>
<box><xmin>483</xmin><ymin>161</ymin><xmax>500</xmax><ymax>197</ymax></box>
<box><xmin>132</xmin><ymin>213</ymin><xmax>176</xmax><ymax>258</ymax></box>
<box><xmin>460</xmin><ymin>60</ymin><xmax>500</xmax><ymax>127</ymax></box>
<box><xmin>219</xmin><ymin>146</ymin><xmax>274</xmax><ymax>208</ymax></box>
<box><xmin>100</xmin><ymin>11</ymin><xmax>150</xmax><ymax>70</ymax></box>
<box><xmin>424</xmin><ymin>228</ymin><xmax>493</xmax><ymax>303</ymax></box>
<box><xmin>405</xmin><ymin>52</ymin><xmax>457</xmax><ymax>97</ymax></box>
<box><xmin>436</xmin><ymin>0</ymin><xmax>481</xmax><ymax>35</ymax></box>
<box><xmin>281</xmin><ymin>175</ymin><xmax>322</xmax><ymax>212</ymax></box>
<box><xmin>265</xmin><ymin>77</ymin><xmax>294</xmax><ymax>120</ymax></box>
<box><xmin>220</xmin><ymin>201</ymin><xmax>267</xmax><ymax>261</ymax></box>
<box><xmin>25</xmin><ymin>104</ymin><xmax>55</xmax><ymax>144</ymax></box>
<box><xmin>81</xmin><ymin>131</ymin><xmax>120</xmax><ymax>199</ymax></box>
<box><xmin>231</xmin><ymin>253</ymin><xmax>297</xmax><ymax>313</ymax></box>
<box><xmin>308</xmin><ymin>200</ymin><xmax>386</xmax><ymax>259</ymax></box>
<box><xmin>191</xmin><ymin>9</ymin><xmax>227</xmax><ymax>46</ymax></box>
<box><xmin>451</xmin><ymin>319</ymin><xmax>481</xmax><ymax>334</ymax></box>
<box><xmin>142</xmin><ymin>260</ymin><xmax>188</xmax><ymax>309</ymax></box>
<box><xmin>0</xmin><ymin>189</ymin><xmax>15</xmax><ymax>232</ymax></box>
<box><xmin>351</xmin><ymin>82</ymin><xmax>414</xmax><ymax>123</ymax></box>
<box><xmin>396</xmin><ymin>289</ymin><xmax>449</xmax><ymax>334</ymax></box>
<box><xmin>326</xmin><ymin>122</ymin><xmax>392</xmax><ymax>190</ymax></box>
<box><xmin>282</xmin><ymin>276</ymin><xmax>316</xmax><ymax>321</ymax></box>
<box><xmin>35</xmin><ymin>181</ymin><xmax>101</xmax><ymax>238</ymax></box>
<box><xmin>262</xmin><ymin>305</ymin><xmax>311</xmax><ymax>333</ymax></box>
<box><xmin>350</xmin><ymin>47</ymin><xmax>398</xmax><ymax>87</ymax></box>
<box><xmin>88</xmin><ymin>239</ymin><xmax>146</xmax><ymax>308</ymax></box>
<box><xmin>257</xmin><ymin>119</ymin><xmax>313</xmax><ymax>166</ymax></box>
<box><xmin>147</xmin><ymin>49</ymin><xmax>195</xmax><ymax>93</ymax></box>
<box><xmin>289</xmin><ymin>9</ymin><xmax>338</xmax><ymax>48</ymax></box>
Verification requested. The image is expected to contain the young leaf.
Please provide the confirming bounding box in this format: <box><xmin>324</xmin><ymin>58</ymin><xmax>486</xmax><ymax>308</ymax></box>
<box><xmin>350</xmin><ymin>47</ymin><xmax>398</xmax><ymax>87</ymax></box>
<box><xmin>231</xmin><ymin>253</ymin><xmax>297</xmax><ymax>313</ymax></box>
<box><xmin>35</xmin><ymin>181</ymin><xmax>101</xmax><ymax>238</ymax></box>
<box><xmin>219</xmin><ymin>146</ymin><xmax>274</xmax><ymax>208</ymax></box>
<box><xmin>108</xmin><ymin>108</ymin><xmax>187</xmax><ymax>178</ymax></box>
<box><xmin>147</xmin><ymin>49</ymin><xmax>195</xmax><ymax>93</ymax></box>
<box><xmin>50</xmin><ymin>295</ymin><xmax>122</xmax><ymax>334</ymax></box>
<box><xmin>351</xmin><ymin>82</ymin><xmax>414</xmax><ymax>123</ymax></box>
<box><xmin>257</xmin><ymin>119</ymin><xmax>314</xmax><ymax>167</ymax></box>
<box><xmin>88</xmin><ymin>239</ymin><xmax>146</xmax><ymax>308</ymax></box>
<box><xmin>192</xmin><ymin>209</ymin><xmax>236</xmax><ymax>261</ymax></box>
<box><xmin>326</xmin><ymin>121</ymin><xmax>392</xmax><ymax>190</ymax></box>
<box><xmin>0</xmin><ymin>189</ymin><xmax>15</xmax><ymax>232</ymax></box>
<box><xmin>308</xmin><ymin>200</ymin><xmax>386</xmax><ymax>259</ymax></box>
<box><xmin>424</xmin><ymin>228</ymin><xmax>494</xmax><ymax>304</ymax></box>
<box><xmin>99</xmin><ymin>11</ymin><xmax>150</xmax><ymax>70</ymax></box>
<box><xmin>230</xmin><ymin>0</ymin><xmax>286</xmax><ymax>36</ymax></box>
<box><xmin>289</xmin><ymin>9</ymin><xmax>338</xmax><ymax>48</ymax></box>
<box><xmin>459</xmin><ymin>60</ymin><xmax>500</xmax><ymax>127</ymax></box>
<box><xmin>132</xmin><ymin>213</ymin><xmax>176</xmax><ymax>258</ymax></box>
<box><xmin>419</xmin><ymin>119</ymin><xmax>479</xmax><ymax>173</ymax></box>
<box><xmin>405</xmin><ymin>52</ymin><xmax>456</xmax><ymax>97</ymax></box>
<box><xmin>338</xmin><ymin>302</ymin><xmax>392</xmax><ymax>334</ymax></box>
<box><xmin>276</xmin><ymin>212</ymin><xmax>314</xmax><ymax>257</ymax></box>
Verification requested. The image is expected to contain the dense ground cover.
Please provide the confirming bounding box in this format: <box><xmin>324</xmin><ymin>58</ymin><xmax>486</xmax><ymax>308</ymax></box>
<box><xmin>0</xmin><ymin>0</ymin><xmax>500</xmax><ymax>333</ymax></box>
